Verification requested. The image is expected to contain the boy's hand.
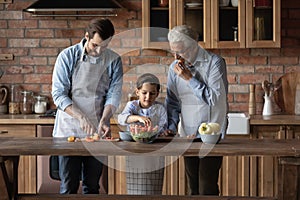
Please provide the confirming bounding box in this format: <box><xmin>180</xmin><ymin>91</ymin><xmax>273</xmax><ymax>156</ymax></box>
<box><xmin>161</xmin><ymin>129</ymin><xmax>176</xmax><ymax>137</ymax></box>
<box><xmin>137</xmin><ymin>116</ymin><xmax>152</xmax><ymax>127</ymax></box>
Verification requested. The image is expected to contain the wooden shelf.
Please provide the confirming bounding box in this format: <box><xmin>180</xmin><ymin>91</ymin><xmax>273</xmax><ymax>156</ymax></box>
<box><xmin>151</xmin><ymin>7</ymin><xmax>169</xmax><ymax>10</ymax></box>
<box><xmin>254</xmin><ymin>6</ymin><xmax>272</xmax><ymax>9</ymax></box>
<box><xmin>0</xmin><ymin>54</ymin><xmax>13</xmax><ymax>61</ymax></box>
<box><xmin>184</xmin><ymin>6</ymin><xmax>203</xmax><ymax>9</ymax></box>
<box><xmin>0</xmin><ymin>0</ymin><xmax>12</xmax><ymax>3</ymax></box>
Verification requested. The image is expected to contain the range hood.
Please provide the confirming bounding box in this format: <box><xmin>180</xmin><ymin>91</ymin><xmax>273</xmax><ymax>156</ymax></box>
<box><xmin>23</xmin><ymin>0</ymin><xmax>124</xmax><ymax>17</ymax></box>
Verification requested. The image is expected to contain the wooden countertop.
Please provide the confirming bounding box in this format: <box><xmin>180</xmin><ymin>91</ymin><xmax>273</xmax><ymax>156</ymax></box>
<box><xmin>250</xmin><ymin>114</ymin><xmax>300</xmax><ymax>125</ymax></box>
<box><xmin>0</xmin><ymin>114</ymin><xmax>55</xmax><ymax>124</ymax></box>
<box><xmin>0</xmin><ymin>114</ymin><xmax>299</xmax><ymax>126</ymax></box>
<box><xmin>0</xmin><ymin>137</ymin><xmax>299</xmax><ymax>157</ymax></box>
<box><xmin>0</xmin><ymin>114</ymin><xmax>118</xmax><ymax>125</ymax></box>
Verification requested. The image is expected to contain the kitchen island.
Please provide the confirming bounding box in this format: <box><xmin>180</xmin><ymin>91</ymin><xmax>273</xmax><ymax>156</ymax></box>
<box><xmin>0</xmin><ymin>114</ymin><xmax>118</xmax><ymax>196</ymax></box>
<box><xmin>0</xmin><ymin>137</ymin><xmax>299</xmax><ymax>200</ymax></box>
<box><xmin>0</xmin><ymin>114</ymin><xmax>55</xmax><ymax>196</ymax></box>
<box><xmin>1</xmin><ymin>137</ymin><xmax>299</xmax><ymax>157</ymax></box>
<box><xmin>0</xmin><ymin>114</ymin><xmax>299</xmax><ymax>199</ymax></box>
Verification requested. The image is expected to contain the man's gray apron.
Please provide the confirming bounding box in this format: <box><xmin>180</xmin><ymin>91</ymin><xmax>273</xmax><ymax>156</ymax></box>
<box><xmin>176</xmin><ymin>76</ymin><xmax>209</xmax><ymax>137</ymax></box>
<box><xmin>176</xmin><ymin>67</ymin><xmax>227</xmax><ymax>137</ymax></box>
<box><xmin>55</xmin><ymin>54</ymin><xmax>110</xmax><ymax>137</ymax></box>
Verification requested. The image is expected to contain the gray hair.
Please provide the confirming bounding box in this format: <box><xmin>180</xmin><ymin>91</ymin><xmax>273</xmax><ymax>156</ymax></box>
<box><xmin>168</xmin><ymin>25</ymin><xmax>198</xmax><ymax>47</ymax></box>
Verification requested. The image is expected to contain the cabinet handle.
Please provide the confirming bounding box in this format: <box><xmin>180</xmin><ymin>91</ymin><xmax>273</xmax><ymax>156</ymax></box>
<box><xmin>0</xmin><ymin>130</ymin><xmax>8</xmax><ymax>134</ymax></box>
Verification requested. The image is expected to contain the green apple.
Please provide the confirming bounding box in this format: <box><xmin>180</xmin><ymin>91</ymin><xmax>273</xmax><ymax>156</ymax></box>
<box><xmin>198</xmin><ymin>122</ymin><xmax>220</xmax><ymax>134</ymax></box>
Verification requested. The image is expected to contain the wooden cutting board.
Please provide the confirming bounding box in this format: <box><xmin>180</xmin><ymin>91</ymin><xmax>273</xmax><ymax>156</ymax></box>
<box><xmin>274</xmin><ymin>72</ymin><xmax>300</xmax><ymax>114</ymax></box>
<box><xmin>295</xmin><ymin>84</ymin><xmax>300</xmax><ymax>115</ymax></box>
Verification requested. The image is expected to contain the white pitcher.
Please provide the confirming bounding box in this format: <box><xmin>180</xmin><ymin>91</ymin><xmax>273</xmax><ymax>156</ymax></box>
<box><xmin>262</xmin><ymin>95</ymin><xmax>273</xmax><ymax>116</ymax></box>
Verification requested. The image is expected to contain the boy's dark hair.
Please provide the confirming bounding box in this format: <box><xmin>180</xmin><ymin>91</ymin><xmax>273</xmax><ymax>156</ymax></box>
<box><xmin>86</xmin><ymin>18</ymin><xmax>115</xmax><ymax>40</ymax></box>
<box><xmin>136</xmin><ymin>73</ymin><xmax>160</xmax><ymax>92</ymax></box>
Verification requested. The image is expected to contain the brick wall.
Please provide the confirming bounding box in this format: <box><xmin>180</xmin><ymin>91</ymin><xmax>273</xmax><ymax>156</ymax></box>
<box><xmin>0</xmin><ymin>0</ymin><xmax>299</xmax><ymax>115</ymax></box>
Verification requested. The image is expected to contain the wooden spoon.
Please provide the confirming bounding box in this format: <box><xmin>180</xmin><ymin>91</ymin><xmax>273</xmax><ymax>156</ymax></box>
<box><xmin>0</xmin><ymin>69</ymin><xmax>3</xmax><ymax>79</ymax></box>
<box><xmin>262</xmin><ymin>80</ymin><xmax>270</xmax><ymax>96</ymax></box>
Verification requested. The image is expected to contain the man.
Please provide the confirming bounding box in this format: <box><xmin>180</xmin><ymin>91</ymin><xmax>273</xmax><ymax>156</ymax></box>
<box><xmin>51</xmin><ymin>18</ymin><xmax>123</xmax><ymax>194</ymax></box>
<box><xmin>165</xmin><ymin>25</ymin><xmax>228</xmax><ymax>195</ymax></box>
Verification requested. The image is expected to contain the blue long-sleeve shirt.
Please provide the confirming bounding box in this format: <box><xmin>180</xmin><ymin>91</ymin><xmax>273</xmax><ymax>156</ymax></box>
<box><xmin>51</xmin><ymin>38</ymin><xmax>123</xmax><ymax>136</ymax></box>
<box><xmin>165</xmin><ymin>47</ymin><xmax>228</xmax><ymax>137</ymax></box>
<box><xmin>52</xmin><ymin>38</ymin><xmax>123</xmax><ymax>111</ymax></box>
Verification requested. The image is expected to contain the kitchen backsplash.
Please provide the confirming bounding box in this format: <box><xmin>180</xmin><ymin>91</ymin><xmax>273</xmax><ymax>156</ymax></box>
<box><xmin>0</xmin><ymin>0</ymin><xmax>299</xmax><ymax>115</ymax></box>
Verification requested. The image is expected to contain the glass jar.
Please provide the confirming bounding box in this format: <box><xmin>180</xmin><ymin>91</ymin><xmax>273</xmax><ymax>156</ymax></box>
<box><xmin>20</xmin><ymin>90</ymin><xmax>33</xmax><ymax>114</ymax></box>
<box><xmin>9</xmin><ymin>84</ymin><xmax>21</xmax><ymax>114</ymax></box>
<box><xmin>158</xmin><ymin>0</ymin><xmax>168</xmax><ymax>7</ymax></box>
<box><xmin>34</xmin><ymin>95</ymin><xmax>48</xmax><ymax>114</ymax></box>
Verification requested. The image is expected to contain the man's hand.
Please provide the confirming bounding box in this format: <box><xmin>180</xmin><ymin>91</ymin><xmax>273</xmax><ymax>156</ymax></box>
<box><xmin>98</xmin><ymin>121</ymin><xmax>111</xmax><ymax>138</ymax></box>
<box><xmin>174</xmin><ymin>61</ymin><xmax>193</xmax><ymax>81</ymax></box>
<box><xmin>79</xmin><ymin>115</ymin><xmax>96</xmax><ymax>135</ymax></box>
<box><xmin>64</xmin><ymin>105</ymin><xmax>96</xmax><ymax>135</ymax></box>
<box><xmin>98</xmin><ymin>104</ymin><xmax>116</xmax><ymax>138</ymax></box>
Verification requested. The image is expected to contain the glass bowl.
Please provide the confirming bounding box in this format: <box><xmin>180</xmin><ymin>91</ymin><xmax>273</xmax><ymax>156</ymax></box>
<box><xmin>119</xmin><ymin>131</ymin><xmax>133</xmax><ymax>141</ymax></box>
<box><xmin>129</xmin><ymin>124</ymin><xmax>160</xmax><ymax>144</ymax></box>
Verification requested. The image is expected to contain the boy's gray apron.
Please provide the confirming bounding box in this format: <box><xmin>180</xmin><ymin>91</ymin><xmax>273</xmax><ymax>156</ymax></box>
<box><xmin>55</xmin><ymin>55</ymin><xmax>110</xmax><ymax>137</ymax></box>
<box><xmin>126</xmin><ymin>156</ymin><xmax>165</xmax><ymax>195</ymax></box>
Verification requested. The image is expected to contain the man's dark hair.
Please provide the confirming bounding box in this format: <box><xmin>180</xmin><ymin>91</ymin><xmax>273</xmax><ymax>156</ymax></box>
<box><xmin>86</xmin><ymin>18</ymin><xmax>115</xmax><ymax>40</ymax></box>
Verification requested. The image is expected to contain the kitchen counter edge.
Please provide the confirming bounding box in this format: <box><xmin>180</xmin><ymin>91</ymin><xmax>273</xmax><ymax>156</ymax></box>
<box><xmin>0</xmin><ymin>114</ymin><xmax>299</xmax><ymax>126</ymax></box>
<box><xmin>250</xmin><ymin>114</ymin><xmax>300</xmax><ymax>125</ymax></box>
<box><xmin>0</xmin><ymin>114</ymin><xmax>119</xmax><ymax>125</ymax></box>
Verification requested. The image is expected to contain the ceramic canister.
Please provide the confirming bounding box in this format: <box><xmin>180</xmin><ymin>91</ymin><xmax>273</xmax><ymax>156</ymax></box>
<box><xmin>231</xmin><ymin>0</ymin><xmax>238</xmax><ymax>7</ymax></box>
<box><xmin>220</xmin><ymin>0</ymin><xmax>230</xmax><ymax>6</ymax></box>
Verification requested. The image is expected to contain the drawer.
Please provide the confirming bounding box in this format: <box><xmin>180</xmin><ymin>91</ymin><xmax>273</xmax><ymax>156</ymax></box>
<box><xmin>0</xmin><ymin>124</ymin><xmax>36</xmax><ymax>194</ymax></box>
<box><xmin>0</xmin><ymin>125</ymin><xmax>35</xmax><ymax>137</ymax></box>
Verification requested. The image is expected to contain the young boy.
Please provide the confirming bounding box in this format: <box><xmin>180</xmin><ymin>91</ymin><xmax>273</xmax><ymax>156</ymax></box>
<box><xmin>118</xmin><ymin>73</ymin><xmax>167</xmax><ymax>132</ymax></box>
<box><xmin>118</xmin><ymin>73</ymin><xmax>167</xmax><ymax>194</ymax></box>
